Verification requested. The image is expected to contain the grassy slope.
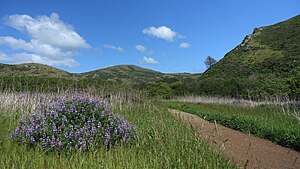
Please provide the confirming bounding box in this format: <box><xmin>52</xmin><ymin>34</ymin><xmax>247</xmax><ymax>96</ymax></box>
<box><xmin>166</xmin><ymin>102</ymin><xmax>300</xmax><ymax>151</ymax></box>
<box><xmin>0</xmin><ymin>63</ymin><xmax>200</xmax><ymax>85</ymax></box>
<box><xmin>204</xmin><ymin>15</ymin><xmax>300</xmax><ymax>79</ymax></box>
<box><xmin>81</xmin><ymin>65</ymin><xmax>199</xmax><ymax>84</ymax></box>
<box><xmin>0</xmin><ymin>101</ymin><xmax>235</xmax><ymax>169</ymax></box>
<box><xmin>0</xmin><ymin>63</ymin><xmax>75</xmax><ymax>79</ymax></box>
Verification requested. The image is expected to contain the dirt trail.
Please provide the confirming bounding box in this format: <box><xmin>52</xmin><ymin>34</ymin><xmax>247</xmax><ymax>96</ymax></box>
<box><xmin>169</xmin><ymin>109</ymin><xmax>300</xmax><ymax>169</ymax></box>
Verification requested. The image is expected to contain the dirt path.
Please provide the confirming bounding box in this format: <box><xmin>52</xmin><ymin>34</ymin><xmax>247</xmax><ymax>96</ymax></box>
<box><xmin>169</xmin><ymin>109</ymin><xmax>300</xmax><ymax>169</ymax></box>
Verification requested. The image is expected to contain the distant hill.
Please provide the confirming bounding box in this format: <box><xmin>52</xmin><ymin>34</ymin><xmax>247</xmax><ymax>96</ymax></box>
<box><xmin>0</xmin><ymin>63</ymin><xmax>75</xmax><ymax>78</ymax></box>
<box><xmin>199</xmin><ymin>15</ymin><xmax>300</xmax><ymax>98</ymax></box>
<box><xmin>81</xmin><ymin>65</ymin><xmax>199</xmax><ymax>84</ymax></box>
<box><xmin>0</xmin><ymin>63</ymin><xmax>200</xmax><ymax>86</ymax></box>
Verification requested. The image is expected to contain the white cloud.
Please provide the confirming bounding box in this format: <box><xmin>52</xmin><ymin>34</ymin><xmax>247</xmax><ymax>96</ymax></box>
<box><xmin>0</xmin><ymin>36</ymin><xmax>73</xmax><ymax>57</ymax></box>
<box><xmin>0</xmin><ymin>51</ymin><xmax>79</xmax><ymax>67</ymax></box>
<box><xmin>135</xmin><ymin>44</ymin><xmax>146</xmax><ymax>52</ymax></box>
<box><xmin>141</xmin><ymin>56</ymin><xmax>159</xmax><ymax>65</ymax></box>
<box><xmin>0</xmin><ymin>13</ymin><xmax>89</xmax><ymax>67</ymax></box>
<box><xmin>103</xmin><ymin>44</ymin><xmax>124</xmax><ymax>52</ymax></box>
<box><xmin>179</xmin><ymin>42</ymin><xmax>191</xmax><ymax>49</ymax></box>
<box><xmin>4</xmin><ymin>13</ymin><xmax>89</xmax><ymax>49</ymax></box>
<box><xmin>143</xmin><ymin>26</ymin><xmax>182</xmax><ymax>41</ymax></box>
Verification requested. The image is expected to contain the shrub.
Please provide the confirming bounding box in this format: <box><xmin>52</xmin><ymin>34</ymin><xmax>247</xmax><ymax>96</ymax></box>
<box><xmin>145</xmin><ymin>82</ymin><xmax>175</xmax><ymax>99</ymax></box>
<box><xmin>9</xmin><ymin>95</ymin><xmax>138</xmax><ymax>152</ymax></box>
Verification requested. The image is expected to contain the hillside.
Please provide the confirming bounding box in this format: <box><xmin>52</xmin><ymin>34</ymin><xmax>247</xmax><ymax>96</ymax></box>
<box><xmin>81</xmin><ymin>65</ymin><xmax>199</xmax><ymax>84</ymax></box>
<box><xmin>199</xmin><ymin>15</ymin><xmax>300</xmax><ymax>98</ymax></box>
<box><xmin>205</xmin><ymin>15</ymin><xmax>300</xmax><ymax>78</ymax></box>
<box><xmin>0</xmin><ymin>63</ymin><xmax>75</xmax><ymax>78</ymax></box>
<box><xmin>0</xmin><ymin>63</ymin><xmax>200</xmax><ymax>86</ymax></box>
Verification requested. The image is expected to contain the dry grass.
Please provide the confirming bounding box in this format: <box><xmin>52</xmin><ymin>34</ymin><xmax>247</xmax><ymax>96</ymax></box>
<box><xmin>171</xmin><ymin>95</ymin><xmax>300</xmax><ymax>124</ymax></box>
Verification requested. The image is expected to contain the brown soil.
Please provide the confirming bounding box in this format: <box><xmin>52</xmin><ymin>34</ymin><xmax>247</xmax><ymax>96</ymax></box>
<box><xmin>169</xmin><ymin>109</ymin><xmax>300</xmax><ymax>169</ymax></box>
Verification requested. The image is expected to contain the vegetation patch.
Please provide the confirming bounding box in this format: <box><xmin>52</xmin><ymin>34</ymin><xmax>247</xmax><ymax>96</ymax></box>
<box><xmin>10</xmin><ymin>95</ymin><xmax>138</xmax><ymax>152</ymax></box>
<box><xmin>0</xmin><ymin>93</ymin><xmax>236</xmax><ymax>168</ymax></box>
<box><xmin>166</xmin><ymin>102</ymin><xmax>300</xmax><ymax>151</ymax></box>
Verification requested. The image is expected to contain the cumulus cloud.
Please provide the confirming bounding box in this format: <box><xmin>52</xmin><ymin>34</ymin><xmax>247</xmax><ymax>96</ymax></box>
<box><xmin>0</xmin><ymin>13</ymin><xmax>89</xmax><ymax>67</ymax></box>
<box><xmin>141</xmin><ymin>56</ymin><xmax>159</xmax><ymax>65</ymax></box>
<box><xmin>0</xmin><ymin>36</ymin><xmax>73</xmax><ymax>57</ymax></box>
<box><xmin>179</xmin><ymin>42</ymin><xmax>191</xmax><ymax>49</ymax></box>
<box><xmin>142</xmin><ymin>26</ymin><xmax>183</xmax><ymax>41</ymax></box>
<box><xmin>4</xmin><ymin>13</ymin><xmax>89</xmax><ymax>49</ymax></box>
<box><xmin>0</xmin><ymin>51</ymin><xmax>79</xmax><ymax>67</ymax></box>
<box><xmin>103</xmin><ymin>44</ymin><xmax>124</xmax><ymax>52</ymax></box>
<box><xmin>135</xmin><ymin>44</ymin><xmax>146</xmax><ymax>52</ymax></box>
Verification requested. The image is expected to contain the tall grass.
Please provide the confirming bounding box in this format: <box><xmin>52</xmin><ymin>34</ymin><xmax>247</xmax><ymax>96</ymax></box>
<box><xmin>0</xmin><ymin>92</ymin><xmax>236</xmax><ymax>168</ymax></box>
<box><xmin>172</xmin><ymin>95</ymin><xmax>300</xmax><ymax>107</ymax></box>
<box><xmin>172</xmin><ymin>95</ymin><xmax>300</xmax><ymax>124</ymax></box>
<box><xmin>165</xmin><ymin>101</ymin><xmax>300</xmax><ymax>151</ymax></box>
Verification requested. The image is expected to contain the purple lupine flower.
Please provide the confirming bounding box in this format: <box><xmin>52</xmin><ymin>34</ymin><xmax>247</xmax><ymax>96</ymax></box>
<box><xmin>9</xmin><ymin>131</ymin><xmax>14</xmax><ymax>139</ymax></box>
<box><xmin>42</xmin><ymin>133</ymin><xmax>47</xmax><ymax>139</ymax></box>
<box><xmin>77</xmin><ymin>138</ymin><xmax>83</xmax><ymax>149</ymax></box>
<box><xmin>81</xmin><ymin>140</ymin><xmax>87</xmax><ymax>151</ymax></box>
<box><xmin>97</xmin><ymin>122</ymin><xmax>102</xmax><ymax>131</ymax></box>
<box><xmin>70</xmin><ymin>104</ymin><xmax>76</xmax><ymax>113</ymax></box>
<box><xmin>25</xmin><ymin>131</ymin><xmax>30</xmax><ymax>139</ymax></box>
<box><xmin>10</xmin><ymin>94</ymin><xmax>138</xmax><ymax>152</ymax></box>
<box><xmin>50</xmin><ymin>137</ymin><xmax>56</xmax><ymax>148</ymax></box>
<box><xmin>35</xmin><ymin>124</ymin><xmax>41</xmax><ymax>132</ymax></box>
<box><xmin>85</xmin><ymin>130</ymin><xmax>91</xmax><ymax>137</ymax></box>
<box><xmin>75</xmin><ymin>130</ymin><xmax>81</xmax><ymax>138</ymax></box>
<box><xmin>19</xmin><ymin>118</ymin><xmax>26</xmax><ymax>124</ymax></box>
<box><xmin>61</xmin><ymin>122</ymin><xmax>66</xmax><ymax>129</ymax></box>
<box><xmin>91</xmin><ymin>126</ymin><xmax>96</xmax><ymax>135</ymax></box>
<box><xmin>88</xmin><ymin>138</ymin><xmax>94</xmax><ymax>144</ymax></box>
<box><xmin>57</xmin><ymin>139</ymin><xmax>62</xmax><ymax>150</ymax></box>
<box><xmin>21</xmin><ymin>137</ymin><xmax>26</xmax><ymax>143</ymax></box>
<box><xmin>69</xmin><ymin>131</ymin><xmax>75</xmax><ymax>139</ymax></box>
<box><xmin>53</xmin><ymin>125</ymin><xmax>58</xmax><ymax>137</ymax></box>
<box><xmin>30</xmin><ymin>137</ymin><xmax>35</xmax><ymax>144</ymax></box>
<box><xmin>64</xmin><ymin>131</ymin><xmax>69</xmax><ymax>138</ymax></box>
<box><xmin>41</xmin><ymin>138</ymin><xmax>47</xmax><ymax>150</ymax></box>
<box><xmin>87</xmin><ymin>120</ymin><xmax>91</xmax><ymax>126</ymax></box>
<box><xmin>62</xmin><ymin>115</ymin><xmax>67</xmax><ymax>123</ymax></box>
<box><xmin>104</xmin><ymin>131</ymin><xmax>110</xmax><ymax>146</ymax></box>
<box><xmin>15</xmin><ymin>128</ymin><xmax>20</xmax><ymax>136</ymax></box>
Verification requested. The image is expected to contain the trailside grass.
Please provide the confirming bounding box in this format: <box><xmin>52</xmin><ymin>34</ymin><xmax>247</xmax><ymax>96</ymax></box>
<box><xmin>165</xmin><ymin>102</ymin><xmax>300</xmax><ymax>151</ymax></box>
<box><xmin>0</xmin><ymin>96</ymin><xmax>236</xmax><ymax>169</ymax></box>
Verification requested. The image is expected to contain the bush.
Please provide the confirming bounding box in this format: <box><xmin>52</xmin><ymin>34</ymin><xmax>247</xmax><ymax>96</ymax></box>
<box><xmin>145</xmin><ymin>82</ymin><xmax>175</xmax><ymax>99</ymax></box>
<box><xmin>9</xmin><ymin>95</ymin><xmax>138</xmax><ymax>152</ymax></box>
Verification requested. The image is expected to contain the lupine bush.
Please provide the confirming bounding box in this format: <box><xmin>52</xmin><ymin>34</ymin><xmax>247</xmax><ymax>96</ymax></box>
<box><xmin>9</xmin><ymin>95</ymin><xmax>138</xmax><ymax>152</ymax></box>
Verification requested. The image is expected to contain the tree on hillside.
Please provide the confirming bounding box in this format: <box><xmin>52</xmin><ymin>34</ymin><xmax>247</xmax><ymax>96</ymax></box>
<box><xmin>204</xmin><ymin>56</ymin><xmax>217</xmax><ymax>68</ymax></box>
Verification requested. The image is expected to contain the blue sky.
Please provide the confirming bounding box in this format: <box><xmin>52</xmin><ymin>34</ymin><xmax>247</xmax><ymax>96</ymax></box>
<box><xmin>0</xmin><ymin>0</ymin><xmax>299</xmax><ymax>73</ymax></box>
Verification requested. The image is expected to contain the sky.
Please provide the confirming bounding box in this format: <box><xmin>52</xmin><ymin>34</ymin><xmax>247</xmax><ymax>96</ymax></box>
<box><xmin>0</xmin><ymin>0</ymin><xmax>299</xmax><ymax>73</ymax></box>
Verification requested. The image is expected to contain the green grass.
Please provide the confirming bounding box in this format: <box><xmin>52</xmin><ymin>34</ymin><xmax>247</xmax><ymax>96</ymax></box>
<box><xmin>0</xmin><ymin>101</ymin><xmax>236</xmax><ymax>169</ymax></box>
<box><xmin>165</xmin><ymin>102</ymin><xmax>300</xmax><ymax>151</ymax></box>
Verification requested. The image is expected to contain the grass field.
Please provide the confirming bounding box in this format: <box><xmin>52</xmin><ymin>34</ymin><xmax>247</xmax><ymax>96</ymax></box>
<box><xmin>165</xmin><ymin>101</ymin><xmax>300</xmax><ymax>151</ymax></box>
<box><xmin>0</xmin><ymin>92</ymin><xmax>236</xmax><ymax>169</ymax></box>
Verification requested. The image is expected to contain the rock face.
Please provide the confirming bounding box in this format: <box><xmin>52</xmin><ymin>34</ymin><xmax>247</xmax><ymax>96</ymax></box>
<box><xmin>253</xmin><ymin>27</ymin><xmax>263</xmax><ymax>34</ymax></box>
<box><xmin>240</xmin><ymin>27</ymin><xmax>264</xmax><ymax>47</ymax></box>
<box><xmin>241</xmin><ymin>35</ymin><xmax>252</xmax><ymax>46</ymax></box>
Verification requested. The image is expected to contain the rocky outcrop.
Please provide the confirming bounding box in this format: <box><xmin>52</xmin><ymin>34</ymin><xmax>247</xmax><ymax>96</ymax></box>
<box><xmin>239</xmin><ymin>27</ymin><xmax>264</xmax><ymax>49</ymax></box>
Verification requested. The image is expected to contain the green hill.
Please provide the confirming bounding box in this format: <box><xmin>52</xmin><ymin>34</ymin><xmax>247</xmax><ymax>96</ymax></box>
<box><xmin>0</xmin><ymin>63</ymin><xmax>75</xmax><ymax>78</ymax></box>
<box><xmin>199</xmin><ymin>15</ymin><xmax>300</xmax><ymax>98</ymax></box>
<box><xmin>81</xmin><ymin>65</ymin><xmax>199</xmax><ymax>85</ymax></box>
<box><xmin>0</xmin><ymin>63</ymin><xmax>200</xmax><ymax>85</ymax></box>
